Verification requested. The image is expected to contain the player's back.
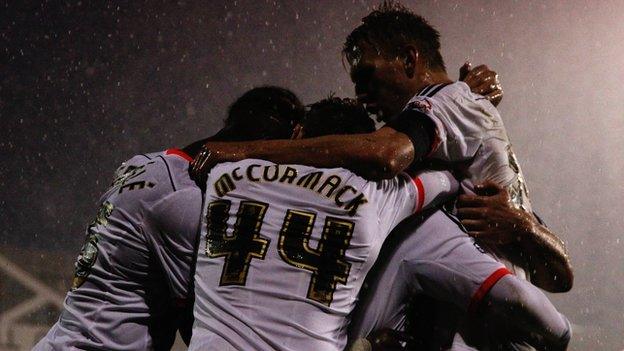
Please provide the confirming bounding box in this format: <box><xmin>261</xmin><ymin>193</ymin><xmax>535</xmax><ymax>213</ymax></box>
<box><xmin>191</xmin><ymin>159</ymin><xmax>419</xmax><ymax>351</ymax></box>
<box><xmin>35</xmin><ymin>149</ymin><xmax>201</xmax><ymax>351</ymax></box>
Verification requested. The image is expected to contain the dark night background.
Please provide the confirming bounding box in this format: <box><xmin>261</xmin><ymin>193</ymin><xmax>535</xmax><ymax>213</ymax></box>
<box><xmin>1</xmin><ymin>1</ymin><xmax>623</xmax><ymax>349</ymax></box>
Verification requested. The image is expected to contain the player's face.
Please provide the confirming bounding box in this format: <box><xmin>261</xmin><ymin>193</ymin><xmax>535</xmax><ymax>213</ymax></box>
<box><xmin>350</xmin><ymin>43</ymin><xmax>412</xmax><ymax>120</ymax></box>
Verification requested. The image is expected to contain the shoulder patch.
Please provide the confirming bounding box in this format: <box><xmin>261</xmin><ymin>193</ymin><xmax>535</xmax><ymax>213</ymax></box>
<box><xmin>406</xmin><ymin>99</ymin><xmax>432</xmax><ymax>113</ymax></box>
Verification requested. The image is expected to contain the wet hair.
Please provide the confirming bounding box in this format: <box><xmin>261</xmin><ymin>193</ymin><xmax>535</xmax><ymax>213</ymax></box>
<box><xmin>301</xmin><ymin>97</ymin><xmax>375</xmax><ymax>138</ymax></box>
<box><xmin>343</xmin><ymin>1</ymin><xmax>445</xmax><ymax>71</ymax></box>
<box><xmin>216</xmin><ymin>86</ymin><xmax>305</xmax><ymax>142</ymax></box>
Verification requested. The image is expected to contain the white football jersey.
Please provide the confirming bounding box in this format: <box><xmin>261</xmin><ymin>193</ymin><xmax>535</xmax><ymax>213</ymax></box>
<box><xmin>404</xmin><ymin>81</ymin><xmax>532</xmax><ymax>213</ymax></box>
<box><xmin>398</xmin><ymin>82</ymin><xmax>533</xmax><ymax>279</ymax></box>
<box><xmin>190</xmin><ymin>159</ymin><xmax>457</xmax><ymax>351</ymax></box>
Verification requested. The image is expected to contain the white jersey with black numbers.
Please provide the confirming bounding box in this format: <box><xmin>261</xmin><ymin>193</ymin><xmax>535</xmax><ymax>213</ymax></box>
<box><xmin>190</xmin><ymin>159</ymin><xmax>457</xmax><ymax>351</ymax></box>
<box><xmin>34</xmin><ymin>149</ymin><xmax>201</xmax><ymax>351</ymax></box>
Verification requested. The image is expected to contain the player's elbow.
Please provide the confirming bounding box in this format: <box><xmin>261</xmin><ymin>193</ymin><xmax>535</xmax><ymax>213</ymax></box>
<box><xmin>366</xmin><ymin>132</ymin><xmax>414</xmax><ymax>179</ymax></box>
<box><xmin>376</xmin><ymin>151</ymin><xmax>402</xmax><ymax>179</ymax></box>
<box><xmin>492</xmin><ymin>277</ymin><xmax>571</xmax><ymax>350</ymax></box>
<box><xmin>366</xmin><ymin>148</ymin><xmax>404</xmax><ymax>180</ymax></box>
<box><xmin>535</xmin><ymin>259</ymin><xmax>574</xmax><ymax>293</ymax></box>
<box><xmin>549</xmin><ymin>264</ymin><xmax>574</xmax><ymax>293</ymax></box>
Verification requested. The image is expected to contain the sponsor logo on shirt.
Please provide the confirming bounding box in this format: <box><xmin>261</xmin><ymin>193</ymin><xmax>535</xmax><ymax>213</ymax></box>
<box><xmin>407</xmin><ymin>99</ymin><xmax>432</xmax><ymax>113</ymax></box>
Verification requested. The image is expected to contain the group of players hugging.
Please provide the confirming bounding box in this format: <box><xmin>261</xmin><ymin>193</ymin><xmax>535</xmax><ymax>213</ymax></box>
<box><xmin>35</xmin><ymin>2</ymin><xmax>574</xmax><ymax>351</ymax></box>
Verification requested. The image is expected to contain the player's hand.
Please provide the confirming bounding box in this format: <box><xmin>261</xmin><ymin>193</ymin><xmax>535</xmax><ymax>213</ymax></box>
<box><xmin>456</xmin><ymin>181</ymin><xmax>533</xmax><ymax>246</ymax></box>
<box><xmin>459</xmin><ymin>62</ymin><xmax>503</xmax><ymax>107</ymax></box>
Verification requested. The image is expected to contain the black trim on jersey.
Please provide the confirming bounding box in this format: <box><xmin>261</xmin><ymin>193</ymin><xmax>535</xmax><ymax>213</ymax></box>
<box><xmin>418</xmin><ymin>84</ymin><xmax>436</xmax><ymax>96</ymax></box>
<box><xmin>385</xmin><ymin>109</ymin><xmax>436</xmax><ymax>162</ymax></box>
<box><xmin>140</xmin><ymin>154</ymin><xmax>153</xmax><ymax>160</ymax></box>
<box><xmin>440</xmin><ymin>199</ymin><xmax>469</xmax><ymax>233</ymax></box>
<box><xmin>426</xmin><ymin>82</ymin><xmax>451</xmax><ymax>97</ymax></box>
<box><xmin>157</xmin><ymin>155</ymin><xmax>177</xmax><ymax>192</ymax></box>
<box><xmin>533</xmin><ymin>212</ymin><xmax>547</xmax><ymax>227</ymax></box>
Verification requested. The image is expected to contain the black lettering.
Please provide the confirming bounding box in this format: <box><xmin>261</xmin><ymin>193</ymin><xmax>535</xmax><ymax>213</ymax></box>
<box><xmin>118</xmin><ymin>180</ymin><xmax>155</xmax><ymax>194</ymax></box>
<box><xmin>344</xmin><ymin>193</ymin><xmax>368</xmax><ymax>216</ymax></box>
<box><xmin>334</xmin><ymin>186</ymin><xmax>358</xmax><ymax>207</ymax></box>
<box><xmin>206</xmin><ymin>200</ymin><xmax>270</xmax><ymax>285</ymax></box>
<box><xmin>279</xmin><ymin>166</ymin><xmax>298</xmax><ymax>184</ymax></box>
<box><xmin>232</xmin><ymin>167</ymin><xmax>243</xmax><ymax>181</ymax></box>
<box><xmin>278</xmin><ymin>211</ymin><xmax>353</xmax><ymax>306</ymax></box>
<box><xmin>296</xmin><ymin>172</ymin><xmax>323</xmax><ymax>190</ymax></box>
<box><xmin>262</xmin><ymin>165</ymin><xmax>279</xmax><ymax>182</ymax></box>
<box><xmin>247</xmin><ymin>164</ymin><xmax>261</xmax><ymax>182</ymax></box>
<box><xmin>317</xmin><ymin>175</ymin><xmax>342</xmax><ymax>198</ymax></box>
<box><xmin>214</xmin><ymin>174</ymin><xmax>236</xmax><ymax>197</ymax></box>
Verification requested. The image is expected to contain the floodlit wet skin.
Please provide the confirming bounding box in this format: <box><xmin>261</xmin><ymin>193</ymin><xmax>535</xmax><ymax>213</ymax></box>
<box><xmin>349</xmin><ymin>41</ymin><xmax>453</xmax><ymax>120</ymax></box>
<box><xmin>350</xmin><ymin>43</ymin><xmax>425</xmax><ymax>119</ymax></box>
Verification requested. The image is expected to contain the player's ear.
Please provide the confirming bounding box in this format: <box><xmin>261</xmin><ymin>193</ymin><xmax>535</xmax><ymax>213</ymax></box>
<box><xmin>401</xmin><ymin>45</ymin><xmax>419</xmax><ymax>79</ymax></box>
<box><xmin>291</xmin><ymin>124</ymin><xmax>304</xmax><ymax>139</ymax></box>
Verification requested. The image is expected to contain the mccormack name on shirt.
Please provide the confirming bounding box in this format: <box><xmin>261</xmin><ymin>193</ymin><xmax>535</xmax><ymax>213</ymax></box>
<box><xmin>212</xmin><ymin>163</ymin><xmax>368</xmax><ymax>216</ymax></box>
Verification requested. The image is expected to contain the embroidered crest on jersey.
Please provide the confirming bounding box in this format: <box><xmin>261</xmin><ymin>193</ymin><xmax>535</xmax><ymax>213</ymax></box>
<box><xmin>71</xmin><ymin>201</ymin><xmax>114</xmax><ymax>290</ymax></box>
<box><xmin>406</xmin><ymin>99</ymin><xmax>432</xmax><ymax>113</ymax></box>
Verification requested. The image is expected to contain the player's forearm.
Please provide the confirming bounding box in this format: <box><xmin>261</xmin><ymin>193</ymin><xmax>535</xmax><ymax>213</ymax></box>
<box><xmin>516</xmin><ymin>215</ymin><xmax>573</xmax><ymax>293</ymax></box>
<box><xmin>204</xmin><ymin>129</ymin><xmax>415</xmax><ymax>180</ymax></box>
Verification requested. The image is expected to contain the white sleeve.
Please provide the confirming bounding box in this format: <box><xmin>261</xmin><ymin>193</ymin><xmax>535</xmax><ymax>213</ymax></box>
<box><xmin>403</xmin><ymin>95</ymin><xmax>482</xmax><ymax>161</ymax></box>
<box><xmin>373</xmin><ymin>174</ymin><xmax>418</xmax><ymax>235</ymax></box>
<box><xmin>406</xmin><ymin>90</ymin><xmax>534</xmax><ymax>213</ymax></box>
<box><xmin>375</xmin><ymin>170</ymin><xmax>458</xmax><ymax>234</ymax></box>
<box><xmin>409</xmin><ymin>170</ymin><xmax>459</xmax><ymax>211</ymax></box>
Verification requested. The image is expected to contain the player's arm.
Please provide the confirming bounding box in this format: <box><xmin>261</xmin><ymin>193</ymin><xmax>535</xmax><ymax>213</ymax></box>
<box><xmin>480</xmin><ymin>274</ymin><xmax>572</xmax><ymax>350</ymax></box>
<box><xmin>457</xmin><ymin>181</ymin><xmax>573</xmax><ymax>293</ymax></box>
<box><xmin>191</xmin><ymin>65</ymin><xmax>504</xmax><ymax>181</ymax></box>
<box><xmin>193</xmin><ymin>126</ymin><xmax>419</xmax><ymax>181</ymax></box>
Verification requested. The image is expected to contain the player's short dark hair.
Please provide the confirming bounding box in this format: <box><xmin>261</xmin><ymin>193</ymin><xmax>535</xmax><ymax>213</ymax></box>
<box><xmin>343</xmin><ymin>1</ymin><xmax>445</xmax><ymax>71</ymax></box>
<box><xmin>301</xmin><ymin>97</ymin><xmax>375</xmax><ymax>138</ymax></box>
<box><xmin>217</xmin><ymin>86</ymin><xmax>305</xmax><ymax>141</ymax></box>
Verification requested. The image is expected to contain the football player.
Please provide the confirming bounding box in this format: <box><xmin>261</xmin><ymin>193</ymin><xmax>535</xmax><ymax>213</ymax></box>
<box><xmin>190</xmin><ymin>98</ymin><xmax>569</xmax><ymax>351</ymax></box>
<box><xmin>33</xmin><ymin>86</ymin><xmax>305</xmax><ymax>350</ymax></box>
<box><xmin>190</xmin><ymin>3</ymin><xmax>573</xmax><ymax>350</ymax></box>
<box><xmin>34</xmin><ymin>60</ymin><xmax>500</xmax><ymax>350</ymax></box>
<box><xmin>189</xmin><ymin>97</ymin><xmax>458</xmax><ymax>351</ymax></box>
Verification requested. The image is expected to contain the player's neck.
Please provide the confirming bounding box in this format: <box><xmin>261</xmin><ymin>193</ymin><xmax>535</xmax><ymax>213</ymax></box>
<box><xmin>183</xmin><ymin>137</ymin><xmax>212</xmax><ymax>158</ymax></box>
<box><xmin>414</xmin><ymin>69</ymin><xmax>453</xmax><ymax>96</ymax></box>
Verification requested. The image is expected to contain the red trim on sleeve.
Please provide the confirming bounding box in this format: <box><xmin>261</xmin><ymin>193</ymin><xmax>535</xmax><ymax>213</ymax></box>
<box><xmin>411</xmin><ymin>176</ymin><xmax>425</xmax><ymax>212</ymax></box>
<box><xmin>165</xmin><ymin>148</ymin><xmax>193</xmax><ymax>162</ymax></box>
<box><xmin>467</xmin><ymin>267</ymin><xmax>512</xmax><ymax>315</ymax></box>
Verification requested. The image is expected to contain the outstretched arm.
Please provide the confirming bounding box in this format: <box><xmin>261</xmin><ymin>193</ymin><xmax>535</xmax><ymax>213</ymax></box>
<box><xmin>457</xmin><ymin>182</ymin><xmax>573</xmax><ymax>293</ymax></box>
<box><xmin>192</xmin><ymin>126</ymin><xmax>417</xmax><ymax>181</ymax></box>
<box><xmin>192</xmin><ymin>63</ymin><xmax>504</xmax><ymax>180</ymax></box>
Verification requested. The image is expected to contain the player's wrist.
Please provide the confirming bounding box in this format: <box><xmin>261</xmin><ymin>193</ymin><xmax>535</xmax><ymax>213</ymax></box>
<box><xmin>205</xmin><ymin>142</ymin><xmax>245</xmax><ymax>163</ymax></box>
